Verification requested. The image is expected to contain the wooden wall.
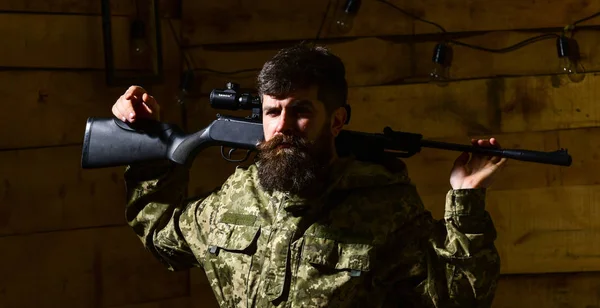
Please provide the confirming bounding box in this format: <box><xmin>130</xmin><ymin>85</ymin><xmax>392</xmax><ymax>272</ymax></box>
<box><xmin>179</xmin><ymin>0</ymin><xmax>600</xmax><ymax>307</ymax></box>
<box><xmin>0</xmin><ymin>0</ymin><xmax>208</xmax><ymax>307</ymax></box>
<box><xmin>3</xmin><ymin>0</ymin><xmax>600</xmax><ymax>307</ymax></box>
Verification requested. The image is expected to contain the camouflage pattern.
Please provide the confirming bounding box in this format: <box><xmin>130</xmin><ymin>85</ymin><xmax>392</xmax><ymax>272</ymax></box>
<box><xmin>124</xmin><ymin>157</ymin><xmax>500</xmax><ymax>307</ymax></box>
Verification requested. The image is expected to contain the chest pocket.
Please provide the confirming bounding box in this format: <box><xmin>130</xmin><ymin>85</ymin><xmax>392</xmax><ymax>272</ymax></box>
<box><xmin>302</xmin><ymin>236</ymin><xmax>372</xmax><ymax>277</ymax></box>
<box><xmin>207</xmin><ymin>219</ymin><xmax>261</xmax><ymax>256</ymax></box>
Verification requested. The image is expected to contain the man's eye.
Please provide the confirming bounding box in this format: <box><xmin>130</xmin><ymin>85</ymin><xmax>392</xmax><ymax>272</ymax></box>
<box><xmin>295</xmin><ymin>108</ymin><xmax>312</xmax><ymax>116</ymax></box>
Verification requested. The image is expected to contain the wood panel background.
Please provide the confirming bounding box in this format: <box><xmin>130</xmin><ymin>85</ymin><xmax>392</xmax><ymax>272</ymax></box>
<box><xmin>2</xmin><ymin>0</ymin><xmax>600</xmax><ymax>307</ymax></box>
<box><xmin>181</xmin><ymin>0</ymin><xmax>600</xmax><ymax>307</ymax></box>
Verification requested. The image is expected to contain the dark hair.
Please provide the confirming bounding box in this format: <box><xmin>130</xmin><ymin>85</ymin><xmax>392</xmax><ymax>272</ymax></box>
<box><xmin>257</xmin><ymin>44</ymin><xmax>348</xmax><ymax>114</ymax></box>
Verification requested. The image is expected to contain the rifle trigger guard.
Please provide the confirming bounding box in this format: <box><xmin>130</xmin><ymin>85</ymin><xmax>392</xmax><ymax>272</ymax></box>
<box><xmin>221</xmin><ymin>146</ymin><xmax>252</xmax><ymax>163</ymax></box>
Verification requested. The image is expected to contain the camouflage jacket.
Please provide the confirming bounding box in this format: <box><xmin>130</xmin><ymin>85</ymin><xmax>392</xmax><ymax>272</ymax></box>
<box><xmin>124</xmin><ymin>157</ymin><xmax>500</xmax><ymax>308</ymax></box>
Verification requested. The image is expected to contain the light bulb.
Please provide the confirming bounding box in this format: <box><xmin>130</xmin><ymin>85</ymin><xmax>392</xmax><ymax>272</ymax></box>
<box><xmin>558</xmin><ymin>57</ymin><xmax>585</xmax><ymax>83</ymax></box>
<box><xmin>556</xmin><ymin>35</ymin><xmax>585</xmax><ymax>83</ymax></box>
<box><xmin>130</xmin><ymin>19</ymin><xmax>148</xmax><ymax>55</ymax></box>
<box><xmin>335</xmin><ymin>0</ymin><xmax>361</xmax><ymax>34</ymax></box>
<box><xmin>430</xmin><ymin>43</ymin><xmax>451</xmax><ymax>87</ymax></box>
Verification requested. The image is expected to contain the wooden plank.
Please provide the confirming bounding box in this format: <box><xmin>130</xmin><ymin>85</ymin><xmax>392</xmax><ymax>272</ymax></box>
<box><xmin>0</xmin><ymin>226</ymin><xmax>188</xmax><ymax>308</ymax></box>
<box><xmin>559</xmin><ymin>127</ymin><xmax>600</xmax><ymax>186</ymax></box>
<box><xmin>493</xmin><ymin>272</ymin><xmax>600</xmax><ymax>307</ymax></box>
<box><xmin>0</xmin><ymin>0</ymin><xmax>136</xmax><ymax>15</ymax></box>
<box><xmin>0</xmin><ymin>14</ymin><xmax>180</xmax><ymax>69</ymax></box>
<box><xmin>181</xmin><ymin>0</ymin><xmax>600</xmax><ymax>44</ymax></box>
<box><xmin>0</xmin><ymin>71</ymin><xmax>182</xmax><ymax>149</ymax></box>
<box><xmin>188</xmin><ymin>37</ymin><xmax>412</xmax><ymax>93</ymax></box>
<box><xmin>421</xmin><ymin>184</ymin><xmax>600</xmax><ymax>274</ymax></box>
<box><xmin>0</xmin><ymin>145</ymin><xmax>126</xmax><ymax>236</ymax></box>
<box><xmin>109</xmin><ymin>297</ymin><xmax>193</xmax><ymax>308</ymax></box>
<box><xmin>188</xmin><ymin>29</ymin><xmax>600</xmax><ymax>92</ymax></box>
<box><xmin>0</xmin><ymin>0</ymin><xmax>179</xmax><ymax>17</ymax></box>
<box><xmin>345</xmin><ymin>74</ymin><xmax>600</xmax><ymax>139</ymax></box>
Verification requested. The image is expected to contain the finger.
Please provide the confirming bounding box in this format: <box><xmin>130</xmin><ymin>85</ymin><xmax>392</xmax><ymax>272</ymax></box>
<box><xmin>477</xmin><ymin>139</ymin><xmax>493</xmax><ymax>147</ymax></box>
<box><xmin>142</xmin><ymin>93</ymin><xmax>160</xmax><ymax>115</ymax></box>
<box><xmin>112</xmin><ymin>104</ymin><xmax>125</xmax><ymax>121</ymax></box>
<box><xmin>489</xmin><ymin>137</ymin><xmax>502</xmax><ymax>148</ymax></box>
<box><xmin>124</xmin><ymin>85</ymin><xmax>146</xmax><ymax>101</ymax></box>
<box><xmin>116</xmin><ymin>96</ymin><xmax>136</xmax><ymax>122</ymax></box>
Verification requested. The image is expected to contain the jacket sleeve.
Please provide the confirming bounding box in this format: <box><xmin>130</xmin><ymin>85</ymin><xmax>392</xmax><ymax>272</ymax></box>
<box><xmin>123</xmin><ymin>160</ymin><xmax>208</xmax><ymax>271</ymax></box>
<box><xmin>379</xmin><ymin>186</ymin><xmax>500</xmax><ymax>307</ymax></box>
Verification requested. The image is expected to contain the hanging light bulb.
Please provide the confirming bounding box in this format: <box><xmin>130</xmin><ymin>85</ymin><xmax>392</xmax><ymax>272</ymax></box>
<box><xmin>130</xmin><ymin>19</ymin><xmax>148</xmax><ymax>55</ymax></box>
<box><xmin>335</xmin><ymin>0</ymin><xmax>361</xmax><ymax>34</ymax></box>
<box><xmin>556</xmin><ymin>35</ymin><xmax>585</xmax><ymax>83</ymax></box>
<box><xmin>430</xmin><ymin>42</ymin><xmax>451</xmax><ymax>87</ymax></box>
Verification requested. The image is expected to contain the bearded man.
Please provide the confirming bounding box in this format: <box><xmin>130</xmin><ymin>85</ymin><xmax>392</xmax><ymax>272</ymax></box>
<box><xmin>112</xmin><ymin>44</ymin><xmax>507</xmax><ymax>308</ymax></box>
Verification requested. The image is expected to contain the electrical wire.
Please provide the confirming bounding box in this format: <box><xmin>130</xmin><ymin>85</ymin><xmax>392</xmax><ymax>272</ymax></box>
<box><xmin>449</xmin><ymin>33</ymin><xmax>560</xmax><ymax>53</ymax></box>
<box><xmin>376</xmin><ymin>0</ymin><xmax>447</xmax><ymax>33</ymax></box>
<box><xmin>572</xmin><ymin>11</ymin><xmax>600</xmax><ymax>26</ymax></box>
<box><xmin>377</xmin><ymin>0</ymin><xmax>600</xmax><ymax>53</ymax></box>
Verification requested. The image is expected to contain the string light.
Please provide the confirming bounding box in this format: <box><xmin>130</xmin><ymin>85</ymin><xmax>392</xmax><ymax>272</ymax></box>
<box><xmin>430</xmin><ymin>43</ymin><xmax>452</xmax><ymax>87</ymax></box>
<box><xmin>185</xmin><ymin>1</ymin><xmax>600</xmax><ymax>89</ymax></box>
<box><xmin>335</xmin><ymin>0</ymin><xmax>362</xmax><ymax>34</ymax></box>
<box><xmin>376</xmin><ymin>0</ymin><xmax>599</xmax><ymax>85</ymax></box>
<box><xmin>556</xmin><ymin>35</ymin><xmax>585</xmax><ymax>83</ymax></box>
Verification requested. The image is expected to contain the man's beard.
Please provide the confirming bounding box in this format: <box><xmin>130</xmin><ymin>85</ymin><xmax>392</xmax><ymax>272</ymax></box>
<box><xmin>256</xmin><ymin>127</ymin><xmax>334</xmax><ymax>197</ymax></box>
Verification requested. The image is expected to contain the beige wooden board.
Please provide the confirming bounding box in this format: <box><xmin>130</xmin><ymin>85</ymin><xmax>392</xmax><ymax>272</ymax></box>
<box><xmin>0</xmin><ymin>226</ymin><xmax>188</xmax><ymax>308</ymax></box>
<box><xmin>0</xmin><ymin>14</ymin><xmax>181</xmax><ymax>69</ymax></box>
<box><xmin>188</xmin><ymin>29</ymin><xmax>600</xmax><ymax>93</ymax></box>
<box><xmin>0</xmin><ymin>0</ymin><xmax>136</xmax><ymax>15</ymax></box>
<box><xmin>493</xmin><ymin>272</ymin><xmax>600</xmax><ymax>307</ymax></box>
<box><xmin>0</xmin><ymin>0</ymin><xmax>179</xmax><ymax>17</ymax></box>
<box><xmin>188</xmin><ymin>37</ymin><xmax>412</xmax><ymax>93</ymax></box>
<box><xmin>181</xmin><ymin>0</ymin><xmax>600</xmax><ymax>44</ymax></box>
<box><xmin>108</xmin><ymin>297</ymin><xmax>193</xmax><ymax>308</ymax></box>
<box><xmin>0</xmin><ymin>145</ymin><xmax>127</xmax><ymax>236</ymax></box>
<box><xmin>421</xmin><ymin>184</ymin><xmax>600</xmax><ymax>274</ymax></box>
<box><xmin>0</xmin><ymin>71</ymin><xmax>182</xmax><ymax>149</ymax></box>
<box><xmin>345</xmin><ymin>74</ymin><xmax>600</xmax><ymax>139</ymax></box>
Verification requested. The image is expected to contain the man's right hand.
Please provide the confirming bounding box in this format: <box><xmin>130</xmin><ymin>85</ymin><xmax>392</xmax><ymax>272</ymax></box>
<box><xmin>112</xmin><ymin>85</ymin><xmax>160</xmax><ymax>123</ymax></box>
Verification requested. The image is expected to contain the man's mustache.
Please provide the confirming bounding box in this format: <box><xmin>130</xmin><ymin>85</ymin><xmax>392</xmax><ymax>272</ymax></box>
<box><xmin>258</xmin><ymin>134</ymin><xmax>310</xmax><ymax>152</ymax></box>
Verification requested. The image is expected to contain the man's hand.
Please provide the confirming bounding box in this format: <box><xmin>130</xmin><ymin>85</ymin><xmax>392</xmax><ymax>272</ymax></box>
<box><xmin>450</xmin><ymin>138</ymin><xmax>508</xmax><ymax>189</ymax></box>
<box><xmin>112</xmin><ymin>85</ymin><xmax>160</xmax><ymax>123</ymax></box>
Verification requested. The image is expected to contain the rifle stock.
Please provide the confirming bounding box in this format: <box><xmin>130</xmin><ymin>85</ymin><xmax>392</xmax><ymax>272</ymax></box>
<box><xmin>81</xmin><ymin>115</ymin><xmax>572</xmax><ymax>169</ymax></box>
<box><xmin>81</xmin><ymin>116</ymin><xmax>263</xmax><ymax>169</ymax></box>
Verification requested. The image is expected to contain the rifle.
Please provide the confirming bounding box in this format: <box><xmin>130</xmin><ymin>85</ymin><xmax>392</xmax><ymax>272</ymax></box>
<box><xmin>80</xmin><ymin>82</ymin><xmax>572</xmax><ymax>169</ymax></box>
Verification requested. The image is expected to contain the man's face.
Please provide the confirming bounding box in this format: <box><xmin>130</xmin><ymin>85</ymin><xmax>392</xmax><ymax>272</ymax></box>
<box><xmin>261</xmin><ymin>86</ymin><xmax>327</xmax><ymax>144</ymax></box>
<box><xmin>256</xmin><ymin>86</ymin><xmax>341</xmax><ymax>197</ymax></box>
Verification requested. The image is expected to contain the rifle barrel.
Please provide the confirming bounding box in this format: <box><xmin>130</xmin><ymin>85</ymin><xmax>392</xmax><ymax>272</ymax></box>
<box><xmin>420</xmin><ymin>139</ymin><xmax>572</xmax><ymax>166</ymax></box>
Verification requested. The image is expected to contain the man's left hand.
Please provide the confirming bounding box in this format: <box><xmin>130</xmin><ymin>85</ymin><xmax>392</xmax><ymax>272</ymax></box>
<box><xmin>450</xmin><ymin>138</ymin><xmax>508</xmax><ymax>189</ymax></box>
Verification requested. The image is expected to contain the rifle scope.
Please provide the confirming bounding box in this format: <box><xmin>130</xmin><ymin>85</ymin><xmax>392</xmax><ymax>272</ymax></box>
<box><xmin>209</xmin><ymin>82</ymin><xmax>261</xmax><ymax>111</ymax></box>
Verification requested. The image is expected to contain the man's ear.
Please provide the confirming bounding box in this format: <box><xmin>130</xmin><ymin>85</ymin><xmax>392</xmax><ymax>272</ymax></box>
<box><xmin>330</xmin><ymin>106</ymin><xmax>347</xmax><ymax>137</ymax></box>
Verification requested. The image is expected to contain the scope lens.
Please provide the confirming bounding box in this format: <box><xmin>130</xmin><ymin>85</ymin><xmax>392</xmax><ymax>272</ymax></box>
<box><xmin>210</xmin><ymin>90</ymin><xmax>239</xmax><ymax>110</ymax></box>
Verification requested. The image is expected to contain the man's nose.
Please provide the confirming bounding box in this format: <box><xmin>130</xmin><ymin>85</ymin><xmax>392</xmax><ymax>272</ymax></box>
<box><xmin>275</xmin><ymin>112</ymin><xmax>295</xmax><ymax>135</ymax></box>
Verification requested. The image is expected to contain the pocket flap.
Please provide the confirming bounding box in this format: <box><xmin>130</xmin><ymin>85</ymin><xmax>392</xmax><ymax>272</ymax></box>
<box><xmin>209</xmin><ymin>223</ymin><xmax>260</xmax><ymax>252</ymax></box>
<box><xmin>303</xmin><ymin>236</ymin><xmax>372</xmax><ymax>272</ymax></box>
